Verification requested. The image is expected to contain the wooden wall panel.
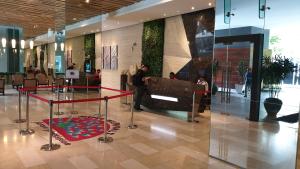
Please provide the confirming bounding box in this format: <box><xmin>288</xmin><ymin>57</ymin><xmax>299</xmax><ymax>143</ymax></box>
<box><xmin>0</xmin><ymin>0</ymin><xmax>141</xmax><ymax>38</ymax></box>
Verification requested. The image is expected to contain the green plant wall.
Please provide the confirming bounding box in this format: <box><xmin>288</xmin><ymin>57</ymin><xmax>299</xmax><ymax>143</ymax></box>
<box><xmin>142</xmin><ymin>19</ymin><xmax>165</xmax><ymax>77</ymax></box>
<box><xmin>84</xmin><ymin>33</ymin><xmax>95</xmax><ymax>70</ymax></box>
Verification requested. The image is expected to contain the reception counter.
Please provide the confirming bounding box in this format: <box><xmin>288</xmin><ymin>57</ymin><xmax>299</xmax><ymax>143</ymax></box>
<box><xmin>141</xmin><ymin>77</ymin><xmax>205</xmax><ymax>121</ymax></box>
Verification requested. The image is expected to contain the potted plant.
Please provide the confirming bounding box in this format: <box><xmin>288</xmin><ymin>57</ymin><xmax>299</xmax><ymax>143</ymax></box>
<box><xmin>262</xmin><ymin>55</ymin><xmax>295</xmax><ymax>117</ymax></box>
<box><xmin>235</xmin><ymin>60</ymin><xmax>247</xmax><ymax>94</ymax></box>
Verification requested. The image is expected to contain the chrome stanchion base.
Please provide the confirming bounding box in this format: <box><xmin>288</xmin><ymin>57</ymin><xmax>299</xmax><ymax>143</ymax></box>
<box><xmin>19</xmin><ymin>129</ymin><xmax>35</xmax><ymax>135</ymax></box>
<box><xmin>54</xmin><ymin>112</ymin><xmax>65</xmax><ymax>116</ymax></box>
<box><xmin>128</xmin><ymin>124</ymin><xmax>138</xmax><ymax>129</ymax></box>
<box><xmin>40</xmin><ymin>144</ymin><xmax>61</xmax><ymax>151</ymax></box>
<box><xmin>98</xmin><ymin>136</ymin><xmax>113</xmax><ymax>143</ymax></box>
<box><xmin>14</xmin><ymin>119</ymin><xmax>27</xmax><ymax>123</ymax></box>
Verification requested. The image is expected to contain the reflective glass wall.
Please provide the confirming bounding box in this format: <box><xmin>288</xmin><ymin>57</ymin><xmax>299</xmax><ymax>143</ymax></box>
<box><xmin>210</xmin><ymin>0</ymin><xmax>300</xmax><ymax>168</ymax></box>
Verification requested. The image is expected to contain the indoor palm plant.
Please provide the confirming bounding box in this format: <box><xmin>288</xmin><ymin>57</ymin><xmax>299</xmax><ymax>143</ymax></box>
<box><xmin>235</xmin><ymin>59</ymin><xmax>247</xmax><ymax>94</ymax></box>
<box><xmin>262</xmin><ymin>55</ymin><xmax>295</xmax><ymax>117</ymax></box>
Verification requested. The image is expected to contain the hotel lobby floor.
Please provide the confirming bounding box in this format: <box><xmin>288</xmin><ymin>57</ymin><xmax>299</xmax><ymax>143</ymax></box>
<box><xmin>0</xmin><ymin>89</ymin><xmax>297</xmax><ymax>169</ymax></box>
<box><xmin>0</xmin><ymin>89</ymin><xmax>235</xmax><ymax>169</ymax></box>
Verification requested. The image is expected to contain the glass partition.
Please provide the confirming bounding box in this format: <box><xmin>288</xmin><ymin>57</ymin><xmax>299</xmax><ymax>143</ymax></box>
<box><xmin>210</xmin><ymin>0</ymin><xmax>299</xmax><ymax>168</ymax></box>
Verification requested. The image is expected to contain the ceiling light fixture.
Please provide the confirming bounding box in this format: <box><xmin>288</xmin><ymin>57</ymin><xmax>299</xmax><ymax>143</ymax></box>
<box><xmin>29</xmin><ymin>40</ymin><xmax>34</xmax><ymax>50</ymax></box>
<box><xmin>208</xmin><ymin>2</ymin><xmax>212</xmax><ymax>6</ymax></box>
<box><xmin>20</xmin><ymin>40</ymin><xmax>25</xmax><ymax>49</ymax></box>
<box><xmin>191</xmin><ymin>6</ymin><xmax>195</xmax><ymax>10</ymax></box>
<box><xmin>85</xmin><ymin>0</ymin><xmax>90</xmax><ymax>3</ymax></box>
<box><xmin>1</xmin><ymin>38</ymin><xmax>6</xmax><ymax>48</ymax></box>
<box><xmin>163</xmin><ymin>13</ymin><xmax>167</xmax><ymax>17</ymax></box>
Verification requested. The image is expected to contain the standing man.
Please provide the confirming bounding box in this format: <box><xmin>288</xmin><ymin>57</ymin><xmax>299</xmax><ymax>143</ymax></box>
<box><xmin>132</xmin><ymin>65</ymin><xmax>150</xmax><ymax>111</ymax></box>
<box><xmin>244</xmin><ymin>68</ymin><xmax>252</xmax><ymax>97</ymax></box>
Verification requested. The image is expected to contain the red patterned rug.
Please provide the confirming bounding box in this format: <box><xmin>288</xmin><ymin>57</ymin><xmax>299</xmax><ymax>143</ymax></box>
<box><xmin>41</xmin><ymin>116</ymin><xmax>120</xmax><ymax>142</ymax></box>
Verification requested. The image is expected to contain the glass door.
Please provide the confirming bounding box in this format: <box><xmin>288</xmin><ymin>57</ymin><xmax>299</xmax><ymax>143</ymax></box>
<box><xmin>212</xmin><ymin>41</ymin><xmax>254</xmax><ymax>119</ymax></box>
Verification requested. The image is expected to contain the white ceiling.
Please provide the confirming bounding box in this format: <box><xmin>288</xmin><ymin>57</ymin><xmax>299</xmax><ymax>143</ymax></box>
<box><xmin>32</xmin><ymin>0</ymin><xmax>215</xmax><ymax>45</ymax></box>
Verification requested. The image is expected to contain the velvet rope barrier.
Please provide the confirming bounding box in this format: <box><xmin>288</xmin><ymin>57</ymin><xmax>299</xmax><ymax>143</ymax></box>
<box><xmin>28</xmin><ymin>93</ymin><xmax>50</xmax><ymax>103</ymax></box>
<box><xmin>22</xmin><ymin>86</ymin><xmax>133</xmax><ymax>105</ymax></box>
<box><xmin>19</xmin><ymin>85</ymin><xmax>129</xmax><ymax>93</ymax></box>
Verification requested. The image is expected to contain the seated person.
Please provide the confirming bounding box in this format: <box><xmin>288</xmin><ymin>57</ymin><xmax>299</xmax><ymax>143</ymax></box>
<box><xmin>197</xmin><ymin>77</ymin><xmax>209</xmax><ymax>95</ymax></box>
<box><xmin>94</xmin><ymin>69</ymin><xmax>101</xmax><ymax>85</ymax></box>
<box><xmin>169</xmin><ymin>72</ymin><xmax>177</xmax><ymax>80</ymax></box>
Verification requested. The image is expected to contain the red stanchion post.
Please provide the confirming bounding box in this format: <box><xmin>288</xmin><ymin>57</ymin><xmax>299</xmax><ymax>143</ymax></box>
<box><xmin>54</xmin><ymin>85</ymin><xmax>64</xmax><ymax>116</ymax></box>
<box><xmin>70</xmin><ymin>80</ymin><xmax>78</xmax><ymax>115</ymax></box>
<box><xmin>15</xmin><ymin>90</ymin><xmax>26</xmax><ymax>123</ymax></box>
<box><xmin>98</xmin><ymin>96</ymin><xmax>113</xmax><ymax>143</ymax></box>
<box><xmin>98</xmin><ymin>87</ymin><xmax>102</xmax><ymax>118</ymax></box>
<box><xmin>128</xmin><ymin>93</ymin><xmax>137</xmax><ymax>129</ymax></box>
<box><xmin>189</xmin><ymin>91</ymin><xmax>199</xmax><ymax>123</ymax></box>
<box><xmin>20</xmin><ymin>91</ymin><xmax>35</xmax><ymax>135</ymax></box>
<box><xmin>41</xmin><ymin>100</ymin><xmax>60</xmax><ymax>151</ymax></box>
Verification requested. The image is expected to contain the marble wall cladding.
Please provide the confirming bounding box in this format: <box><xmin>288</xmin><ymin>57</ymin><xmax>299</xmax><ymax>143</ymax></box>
<box><xmin>163</xmin><ymin>16</ymin><xmax>192</xmax><ymax>78</ymax></box>
<box><xmin>99</xmin><ymin>24</ymin><xmax>143</xmax><ymax>90</ymax></box>
<box><xmin>65</xmin><ymin>36</ymin><xmax>85</xmax><ymax>71</ymax></box>
<box><xmin>176</xmin><ymin>8</ymin><xmax>215</xmax><ymax>82</ymax></box>
<box><xmin>47</xmin><ymin>43</ymin><xmax>55</xmax><ymax>70</ymax></box>
<box><xmin>95</xmin><ymin>33</ymin><xmax>102</xmax><ymax>70</ymax></box>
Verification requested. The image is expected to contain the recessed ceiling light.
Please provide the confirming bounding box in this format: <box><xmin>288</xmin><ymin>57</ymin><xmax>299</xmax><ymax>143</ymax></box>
<box><xmin>191</xmin><ymin>6</ymin><xmax>195</xmax><ymax>10</ymax></box>
<box><xmin>208</xmin><ymin>2</ymin><xmax>212</xmax><ymax>6</ymax></box>
<box><xmin>73</xmin><ymin>18</ymin><xmax>77</xmax><ymax>21</ymax></box>
<box><xmin>85</xmin><ymin>0</ymin><xmax>90</xmax><ymax>3</ymax></box>
<box><xmin>163</xmin><ymin>13</ymin><xmax>167</xmax><ymax>17</ymax></box>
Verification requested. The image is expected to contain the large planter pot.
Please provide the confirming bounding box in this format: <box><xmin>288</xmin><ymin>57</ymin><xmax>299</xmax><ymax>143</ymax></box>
<box><xmin>264</xmin><ymin>98</ymin><xmax>283</xmax><ymax>117</ymax></box>
<box><xmin>235</xmin><ymin>84</ymin><xmax>244</xmax><ymax>94</ymax></box>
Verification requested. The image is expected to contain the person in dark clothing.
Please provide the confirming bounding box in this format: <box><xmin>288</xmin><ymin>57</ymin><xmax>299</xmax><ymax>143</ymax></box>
<box><xmin>244</xmin><ymin>68</ymin><xmax>252</xmax><ymax>97</ymax></box>
<box><xmin>197</xmin><ymin>76</ymin><xmax>209</xmax><ymax>113</ymax></box>
<box><xmin>133</xmin><ymin>65</ymin><xmax>149</xmax><ymax>111</ymax></box>
<box><xmin>169</xmin><ymin>72</ymin><xmax>177</xmax><ymax>80</ymax></box>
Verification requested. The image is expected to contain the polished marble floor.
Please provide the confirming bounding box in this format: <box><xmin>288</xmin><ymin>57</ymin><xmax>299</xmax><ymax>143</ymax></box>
<box><xmin>210</xmin><ymin>113</ymin><xmax>298</xmax><ymax>169</ymax></box>
<box><xmin>0</xmin><ymin>88</ymin><xmax>237</xmax><ymax>169</ymax></box>
<box><xmin>0</xmin><ymin>88</ymin><xmax>298</xmax><ymax>169</ymax></box>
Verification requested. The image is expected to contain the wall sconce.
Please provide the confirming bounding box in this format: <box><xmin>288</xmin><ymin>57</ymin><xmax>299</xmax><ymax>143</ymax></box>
<box><xmin>11</xmin><ymin>39</ymin><xmax>16</xmax><ymax>49</ymax></box>
<box><xmin>54</xmin><ymin>43</ymin><xmax>57</xmax><ymax>51</ymax></box>
<box><xmin>60</xmin><ymin>42</ymin><xmax>64</xmax><ymax>51</ymax></box>
<box><xmin>1</xmin><ymin>38</ymin><xmax>6</xmax><ymax>48</ymax></box>
<box><xmin>20</xmin><ymin>40</ymin><xmax>25</xmax><ymax>49</ymax></box>
<box><xmin>29</xmin><ymin>40</ymin><xmax>34</xmax><ymax>50</ymax></box>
